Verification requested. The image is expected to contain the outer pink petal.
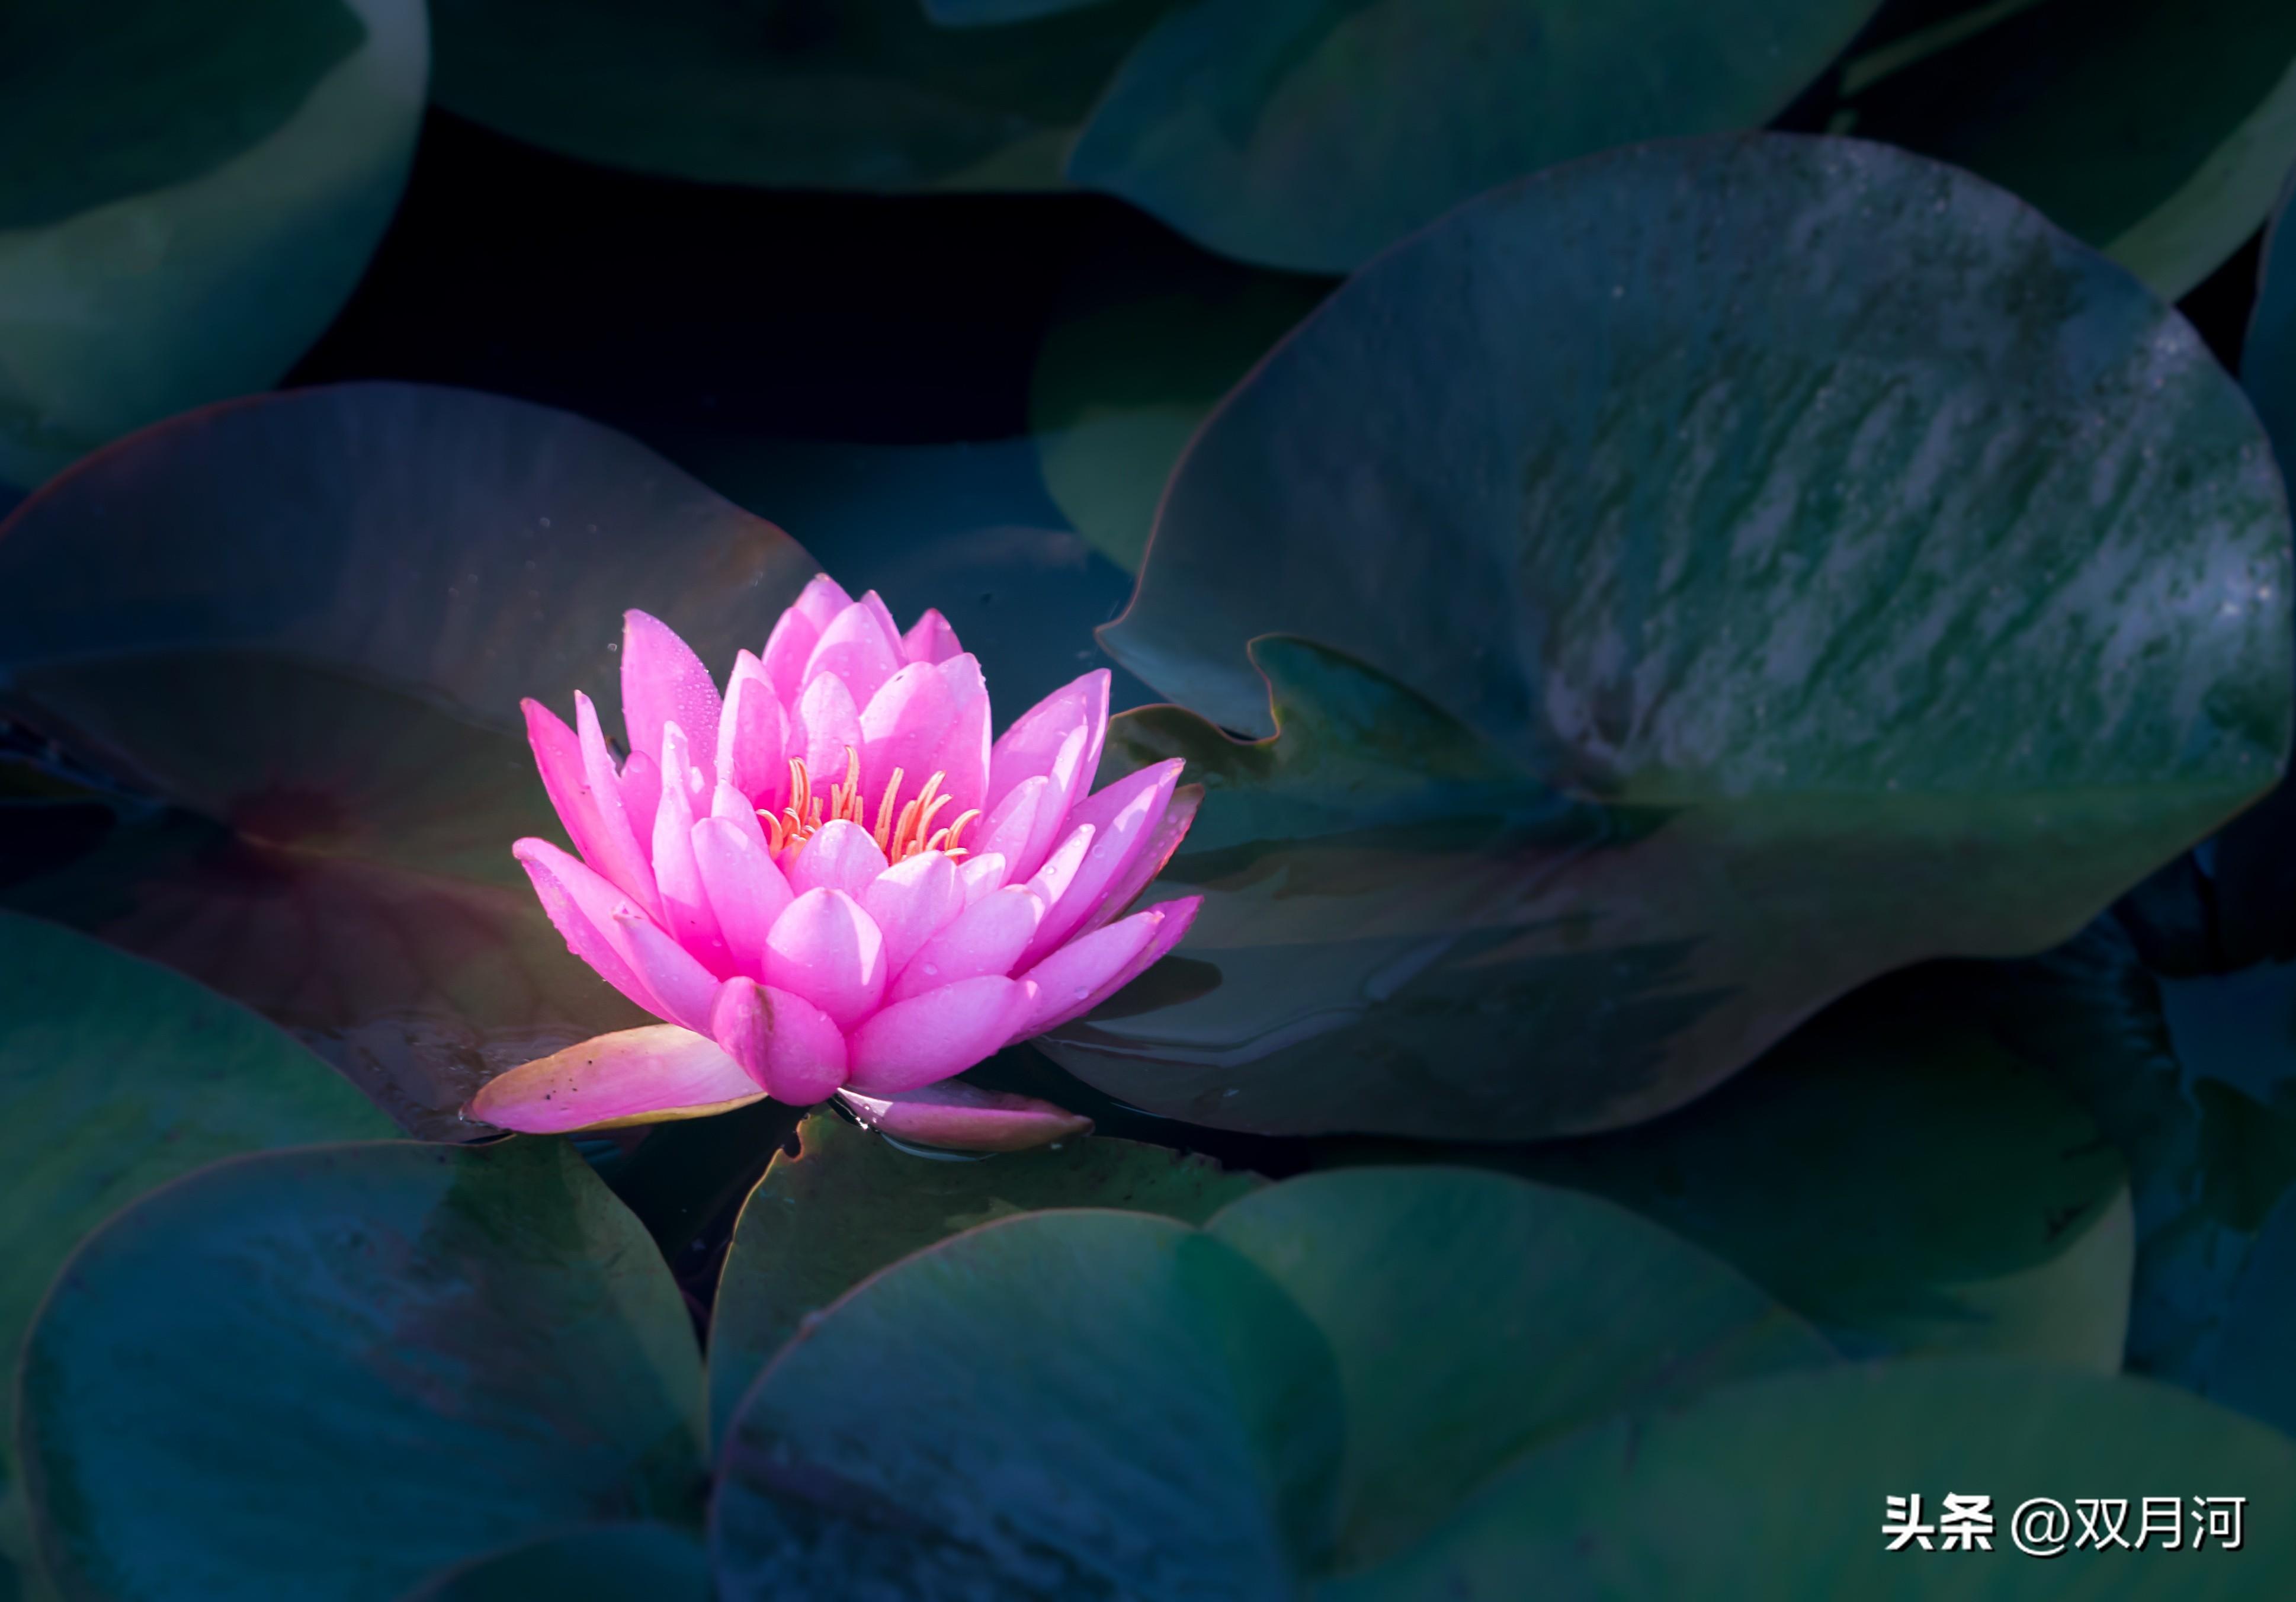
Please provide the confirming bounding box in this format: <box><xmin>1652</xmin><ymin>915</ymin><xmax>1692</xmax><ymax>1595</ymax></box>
<box><xmin>922</xmin><ymin>654</ymin><xmax>992</xmax><ymax>819</ymax></box>
<box><xmin>845</xmin><ymin>975</ymin><xmax>1036</xmax><ymax>1095</ymax></box>
<box><xmin>618</xmin><ymin>748</ymin><xmax>663</xmax><ymax>860</ymax></box>
<box><xmin>718</xmin><ymin>651</ymin><xmax>791</xmax><ymax>812</ymax></box>
<box><xmin>791</xmin><ymin>572</ymin><xmax>855</xmax><ymax>630</ymax></box>
<box><xmin>710</xmin><ymin>977</ymin><xmax>848</xmax><ymax>1104</ymax></box>
<box><xmin>521</xmin><ymin>699</ymin><xmax>617</xmax><ymax>877</ymax></box>
<box><xmin>1025</xmin><ymin>824</ymin><xmax>1094</xmax><ymax>909</ymax></box>
<box><xmin>692</xmin><ymin>815</ymin><xmax>793</xmax><ymax>981</ymax></box>
<box><xmin>1020</xmin><ymin>759</ymin><xmax>1182</xmax><ymax>967</ymax></box>
<box><xmin>890</xmin><ymin>885</ymin><xmax>1042</xmax><ymax>1002</ymax></box>
<box><xmin>860</xmin><ymin>850</ymin><xmax>965</xmax><ymax>975</ymax></box>
<box><xmin>837</xmin><ymin>1081</ymin><xmax>1091</xmax><ymax>1152</ymax></box>
<box><xmin>857</xmin><ymin>661</ymin><xmax>955</xmax><ymax>808</ymax></box>
<box><xmin>765</xmin><ymin>887</ymin><xmax>887</xmax><ymax>1029</ymax></box>
<box><xmin>514</xmin><ymin>838</ymin><xmax>666</xmax><ymax>1020</ymax></box>
<box><xmin>613</xmin><ymin>906</ymin><xmax>722</xmax><ymax>1033</ymax></box>
<box><xmin>621</xmin><ymin>610</ymin><xmax>723</xmax><ymax>787</ymax></box>
<box><xmin>901</xmin><ymin>608</ymin><xmax>963</xmax><ymax>665</ymax></box>
<box><xmin>573</xmin><ymin>691</ymin><xmax>659</xmax><ymax>914</ymax></box>
<box><xmin>649</xmin><ymin>725</ymin><xmax>732</xmax><ymax>975</ymax></box>
<box><xmin>986</xmin><ymin>669</ymin><xmax>1109</xmax><ymax>813</ymax></box>
<box><xmin>1032</xmin><ymin>897</ymin><xmax>1200</xmax><ymax>1040</ymax></box>
<box><xmin>469</xmin><ymin>1025</ymin><xmax>764</xmax><ymax>1133</ymax></box>
<box><xmin>958</xmin><ymin>853</ymin><xmax>1008</xmax><ymax>902</ymax></box>
<box><xmin>1011</xmin><ymin>900</ymin><xmax>1191</xmax><ymax>1039</ymax></box>
<box><xmin>786</xmin><ymin>818</ymin><xmax>890</xmax><ymax>898</ymax></box>
<box><xmin>761</xmin><ymin>608</ymin><xmax>822</xmax><ymax>707</ymax></box>
<box><xmin>1078</xmin><ymin>784</ymin><xmax>1201</xmax><ymax>937</ymax></box>
<box><xmin>793</xmin><ymin>672</ymin><xmax>862</xmax><ymax>784</ymax></box>
<box><xmin>1014</xmin><ymin>723</ymin><xmax>1092</xmax><ymax>882</ymax></box>
<box><xmin>803</xmin><ymin>596</ymin><xmax>905</xmax><ymax>709</ymax></box>
<box><xmin>970</xmin><ymin>774</ymin><xmax>1043</xmax><ymax>870</ymax></box>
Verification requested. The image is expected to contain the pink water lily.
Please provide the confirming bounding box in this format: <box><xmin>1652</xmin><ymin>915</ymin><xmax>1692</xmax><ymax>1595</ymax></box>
<box><xmin>471</xmin><ymin>576</ymin><xmax>1200</xmax><ymax>1145</ymax></box>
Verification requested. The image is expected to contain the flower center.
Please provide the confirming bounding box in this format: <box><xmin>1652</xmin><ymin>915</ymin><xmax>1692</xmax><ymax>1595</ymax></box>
<box><xmin>761</xmin><ymin>747</ymin><xmax>981</xmax><ymax>866</ymax></box>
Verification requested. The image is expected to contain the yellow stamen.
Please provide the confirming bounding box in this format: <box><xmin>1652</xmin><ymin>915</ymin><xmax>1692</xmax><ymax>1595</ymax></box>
<box><xmin>755</xmin><ymin>749</ymin><xmax>972</xmax><ymax>865</ymax></box>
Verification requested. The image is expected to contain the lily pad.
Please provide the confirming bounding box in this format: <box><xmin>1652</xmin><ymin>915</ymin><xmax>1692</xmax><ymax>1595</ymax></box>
<box><xmin>1060</xmin><ymin>135</ymin><xmax>2291</xmax><ymax>1141</ymax></box>
<box><xmin>19</xmin><ymin>1139</ymin><xmax>707</xmax><ymax>1602</ymax></box>
<box><xmin>2205</xmin><ymin>1184</ymin><xmax>2296</xmax><ymax>1437</ymax></box>
<box><xmin>1066</xmin><ymin>0</ymin><xmax>1884</xmax><ymax>271</ymax></box>
<box><xmin>428</xmin><ymin>0</ymin><xmax>1175</xmax><ymax>194</ymax></box>
<box><xmin>0</xmin><ymin>0</ymin><xmax>428</xmax><ymax>490</ymax></box>
<box><xmin>1820</xmin><ymin>0</ymin><xmax>2296</xmax><ymax>299</ymax></box>
<box><xmin>1321</xmin><ymin>1361</ymin><xmax>2296</xmax><ymax>1598</ymax></box>
<box><xmin>0</xmin><ymin>383</ymin><xmax>819</xmax><ymax>1138</ymax></box>
<box><xmin>707</xmin><ymin>1109</ymin><xmax>1261</xmax><ymax>1443</ymax></box>
<box><xmin>0</xmin><ymin>911</ymin><xmax>395</xmax><ymax>1600</ymax></box>
<box><xmin>1028</xmin><ymin>232</ymin><xmax>1331</xmax><ymax>571</ymax></box>
<box><xmin>400</xmin><ymin>1523</ymin><xmax>711</xmax><ymax>1601</ymax></box>
<box><xmin>1205</xmin><ymin>1170</ymin><xmax>1833</xmax><ymax>1571</ymax></box>
<box><xmin>925</xmin><ymin>0</ymin><xmax>1112</xmax><ymax>23</ymax></box>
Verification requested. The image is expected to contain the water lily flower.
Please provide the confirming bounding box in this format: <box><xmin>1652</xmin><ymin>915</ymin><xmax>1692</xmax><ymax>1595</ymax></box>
<box><xmin>471</xmin><ymin>576</ymin><xmax>1200</xmax><ymax>1147</ymax></box>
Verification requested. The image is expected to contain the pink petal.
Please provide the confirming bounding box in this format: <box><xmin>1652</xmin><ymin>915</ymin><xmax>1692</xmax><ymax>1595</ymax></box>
<box><xmin>791</xmin><ymin>573</ymin><xmax>855</xmax><ymax>630</ymax></box>
<box><xmin>692</xmin><ymin>815</ymin><xmax>793</xmax><ymax>980</ymax></box>
<box><xmin>1035</xmin><ymin>898</ymin><xmax>1201</xmax><ymax>1040</ymax></box>
<box><xmin>860</xmin><ymin>850</ymin><xmax>966</xmax><ymax>975</ymax></box>
<box><xmin>987</xmin><ymin>669</ymin><xmax>1110</xmax><ymax>813</ymax></box>
<box><xmin>793</xmin><ymin>672</ymin><xmax>862</xmax><ymax>784</ymax></box>
<box><xmin>1078</xmin><ymin>784</ymin><xmax>1201</xmax><ymax>936</ymax></box>
<box><xmin>522</xmin><ymin>699</ymin><xmax>616</xmax><ymax>879</ymax></box>
<box><xmin>857</xmin><ymin>661</ymin><xmax>955</xmax><ymax>809</ymax></box>
<box><xmin>469</xmin><ymin>1026</ymin><xmax>764</xmax><ymax>1133</ymax></box>
<box><xmin>845</xmin><ymin>976</ymin><xmax>1036</xmax><ymax>1095</ymax></box>
<box><xmin>890</xmin><ymin>885</ymin><xmax>1043</xmax><ymax>1001</ymax></box>
<box><xmin>613</xmin><ymin>906</ymin><xmax>721</xmax><ymax>1033</ymax></box>
<box><xmin>765</xmin><ymin>887</ymin><xmax>887</xmax><ymax>1029</ymax></box>
<box><xmin>803</xmin><ymin>596</ymin><xmax>906</xmax><ymax>709</ymax></box>
<box><xmin>1025</xmin><ymin>824</ymin><xmax>1095</xmax><ymax>909</ymax></box>
<box><xmin>761</xmin><ymin>608</ymin><xmax>822</xmax><ymax>707</ymax></box>
<box><xmin>971</xmin><ymin>774</ymin><xmax>1044</xmax><ymax>869</ymax></box>
<box><xmin>787</xmin><ymin>818</ymin><xmax>890</xmax><ymax>898</ymax></box>
<box><xmin>958</xmin><ymin>853</ymin><xmax>1009</xmax><ymax>902</ymax></box>
<box><xmin>1020</xmin><ymin>760</ymin><xmax>1183</xmax><ymax>967</ymax></box>
<box><xmin>514</xmin><ymin>838</ymin><xmax>667</xmax><ymax>1019</ymax></box>
<box><xmin>710</xmin><ymin>977</ymin><xmax>848</xmax><ymax>1104</ymax></box>
<box><xmin>718</xmin><ymin>651</ymin><xmax>791</xmax><ymax>812</ymax></box>
<box><xmin>1016</xmin><ymin>723</ymin><xmax>1092</xmax><ymax>883</ymax></box>
<box><xmin>573</xmin><ymin>692</ymin><xmax>658</xmax><ymax>914</ymax></box>
<box><xmin>922</xmin><ymin>654</ymin><xmax>992</xmax><ymax>820</ymax></box>
<box><xmin>710</xmin><ymin>780</ymin><xmax>771</xmax><ymax>854</ymax></box>
<box><xmin>618</xmin><ymin>748</ymin><xmax>663</xmax><ymax>863</ymax></box>
<box><xmin>1012</xmin><ymin>902</ymin><xmax>1176</xmax><ymax>1038</ymax></box>
<box><xmin>901</xmin><ymin>608</ymin><xmax>963</xmax><ymax>665</ymax></box>
<box><xmin>838</xmin><ymin>1081</ymin><xmax>1091</xmax><ymax>1152</ymax></box>
<box><xmin>621</xmin><ymin>610</ymin><xmax>722</xmax><ymax>787</ymax></box>
<box><xmin>649</xmin><ymin>725</ymin><xmax>731</xmax><ymax>975</ymax></box>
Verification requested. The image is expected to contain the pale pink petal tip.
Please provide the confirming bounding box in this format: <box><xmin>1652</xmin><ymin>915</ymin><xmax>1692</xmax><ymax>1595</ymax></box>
<box><xmin>467</xmin><ymin>1026</ymin><xmax>764</xmax><ymax>1133</ymax></box>
<box><xmin>837</xmin><ymin>1081</ymin><xmax>1092</xmax><ymax>1153</ymax></box>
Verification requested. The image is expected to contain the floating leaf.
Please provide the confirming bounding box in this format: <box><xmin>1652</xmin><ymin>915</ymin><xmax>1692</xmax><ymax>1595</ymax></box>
<box><xmin>0</xmin><ymin>0</ymin><xmax>428</xmax><ymax>489</ymax></box>
<box><xmin>1205</xmin><ymin>1170</ymin><xmax>1832</xmax><ymax>1570</ymax></box>
<box><xmin>1822</xmin><ymin>0</ymin><xmax>2296</xmax><ymax>299</ymax></box>
<box><xmin>400</xmin><ymin>1523</ymin><xmax>711</xmax><ymax>1602</ymax></box>
<box><xmin>20</xmin><ymin>1139</ymin><xmax>706</xmax><ymax>1602</ymax></box>
<box><xmin>926</xmin><ymin>0</ymin><xmax>1113</xmax><ymax>22</ymax></box>
<box><xmin>2204</xmin><ymin>1185</ymin><xmax>2296</xmax><ymax>1438</ymax></box>
<box><xmin>0</xmin><ymin>383</ymin><xmax>818</xmax><ymax>1138</ymax></box>
<box><xmin>707</xmin><ymin>1110</ymin><xmax>1259</xmax><ymax>1443</ymax></box>
<box><xmin>1061</xmin><ymin>135</ymin><xmax>2290</xmax><ymax>1140</ymax></box>
<box><xmin>1067</xmin><ymin>0</ymin><xmax>1885</xmax><ymax>271</ymax></box>
<box><xmin>0</xmin><ymin>911</ymin><xmax>395</xmax><ymax>1601</ymax></box>
<box><xmin>1321</xmin><ymin>1362</ymin><xmax>2296</xmax><ymax>1598</ymax></box>
<box><xmin>428</xmin><ymin>0</ymin><xmax>1175</xmax><ymax>194</ymax></box>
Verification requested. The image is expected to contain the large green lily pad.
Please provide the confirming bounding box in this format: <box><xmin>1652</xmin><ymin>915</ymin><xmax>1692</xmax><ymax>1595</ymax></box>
<box><xmin>712</xmin><ymin>1167</ymin><xmax>1829</xmax><ymax>1593</ymax></box>
<box><xmin>0</xmin><ymin>0</ymin><xmax>427</xmax><ymax>490</ymax></box>
<box><xmin>1820</xmin><ymin>0</ymin><xmax>2296</xmax><ymax>299</ymax></box>
<box><xmin>707</xmin><ymin>1110</ymin><xmax>1262</xmax><ymax>1443</ymax></box>
<box><xmin>1320</xmin><ymin>1361</ymin><xmax>2296</xmax><ymax>1598</ymax></box>
<box><xmin>0</xmin><ymin>383</ymin><xmax>819</xmax><ymax>1138</ymax></box>
<box><xmin>1056</xmin><ymin>134</ymin><xmax>2290</xmax><ymax>1141</ymax></box>
<box><xmin>400</xmin><ymin>1523</ymin><xmax>712</xmax><ymax>1601</ymax></box>
<box><xmin>1066</xmin><ymin>0</ymin><xmax>1884</xmax><ymax>271</ymax></box>
<box><xmin>428</xmin><ymin>0</ymin><xmax>1175</xmax><ymax>193</ymax></box>
<box><xmin>19</xmin><ymin>1139</ymin><xmax>706</xmax><ymax>1602</ymax></box>
<box><xmin>1329</xmin><ymin>966</ymin><xmax>2135</xmax><ymax>1369</ymax></box>
<box><xmin>0</xmin><ymin>911</ymin><xmax>396</xmax><ymax>1600</ymax></box>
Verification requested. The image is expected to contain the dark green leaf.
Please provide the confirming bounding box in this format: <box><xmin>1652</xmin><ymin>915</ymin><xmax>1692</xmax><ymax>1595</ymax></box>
<box><xmin>1320</xmin><ymin>1361</ymin><xmax>2296</xmax><ymax>1598</ymax></box>
<box><xmin>1823</xmin><ymin>0</ymin><xmax>2296</xmax><ymax>299</ymax></box>
<box><xmin>707</xmin><ymin>1110</ymin><xmax>1260</xmax><ymax>1444</ymax></box>
<box><xmin>2205</xmin><ymin>1186</ymin><xmax>2296</xmax><ymax>1438</ymax></box>
<box><xmin>1067</xmin><ymin>0</ymin><xmax>1884</xmax><ymax>271</ymax></box>
<box><xmin>429</xmin><ymin>0</ymin><xmax>1176</xmax><ymax>193</ymax></box>
<box><xmin>1205</xmin><ymin>1170</ymin><xmax>1833</xmax><ymax>1569</ymax></box>
<box><xmin>20</xmin><ymin>1139</ymin><xmax>706</xmax><ymax>1602</ymax></box>
<box><xmin>0</xmin><ymin>911</ymin><xmax>395</xmax><ymax>1599</ymax></box>
<box><xmin>1062</xmin><ymin>135</ymin><xmax>2290</xmax><ymax>1140</ymax></box>
<box><xmin>399</xmin><ymin>1523</ymin><xmax>711</xmax><ymax>1602</ymax></box>
<box><xmin>926</xmin><ymin>0</ymin><xmax>1112</xmax><ymax>22</ymax></box>
<box><xmin>0</xmin><ymin>1</ymin><xmax>426</xmax><ymax>489</ymax></box>
<box><xmin>0</xmin><ymin>383</ymin><xmax>819</xmax><ymax>1138</ymax></box>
